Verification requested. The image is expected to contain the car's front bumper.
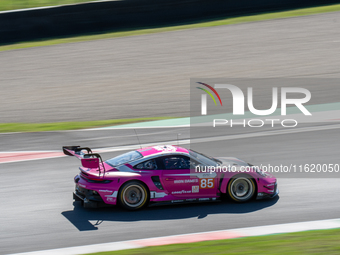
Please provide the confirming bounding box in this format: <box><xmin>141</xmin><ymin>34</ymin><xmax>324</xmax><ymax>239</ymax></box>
<box><xmin>256</xmin><ymin>182</ymin><xmax>279</xmax><ymax>200</ymax></box>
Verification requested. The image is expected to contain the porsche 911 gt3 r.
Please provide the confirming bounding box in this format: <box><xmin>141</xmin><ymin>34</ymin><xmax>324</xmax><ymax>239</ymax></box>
<box><xmin>63</xmin><ymin>145</ymin><xmax>278</xmax><ymax>210</ymax></box>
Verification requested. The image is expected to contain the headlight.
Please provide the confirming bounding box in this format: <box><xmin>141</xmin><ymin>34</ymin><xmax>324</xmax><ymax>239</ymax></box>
<box><xmin>255</xmin><ymin>167</ymin><xmax>267</xmax><ymax>177</ymax></box>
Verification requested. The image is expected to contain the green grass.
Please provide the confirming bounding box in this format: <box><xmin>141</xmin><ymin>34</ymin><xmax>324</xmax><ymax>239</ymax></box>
<box><xmin>86</xmin><ymin>228</ymin><xmax>340</xmax><ymax>255</ymax></box>
<box><xmin>0</xmin><ymin>117</ymin><xmax>175</xmax><ymax>133</ymax></box>
<box><xmin>0</xmin><ymin>0</ymin><xmax>90</xmax><ymax>11</ymax></box>
<box><xmin>1</xmin><ymin>4</ymin><xmax>340</xmax><ymax>52</ymax></box>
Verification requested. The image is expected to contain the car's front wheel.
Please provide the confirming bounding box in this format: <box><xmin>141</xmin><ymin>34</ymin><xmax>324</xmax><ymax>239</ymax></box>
<box><xmin>118</xmin><ymin>181</ymin><xmax>149</xmax><ymax>210</ymax></box>
<box><xmin>227</xmin><ymin>175</ymin><xmax>255</xmax><ymax>202</ymax></box>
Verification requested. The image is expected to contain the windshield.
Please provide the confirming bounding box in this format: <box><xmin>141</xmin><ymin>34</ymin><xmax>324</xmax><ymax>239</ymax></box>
<box><xmin>189</xmin><ymin>150</ymin><xmax>220</xmax><ymax>166</ymax></box>
<box><xmin>105</xmin><ymin>151</ymin><xmax>143</xmax><ymax>167</ymax></box>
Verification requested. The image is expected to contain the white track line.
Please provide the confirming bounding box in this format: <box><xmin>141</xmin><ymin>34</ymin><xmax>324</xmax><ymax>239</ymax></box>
<box><xmin>191</xmin><ymin>123</ymin><xmax>340</xmax><ymax>144</ymax></box>
<box><xmin>88</xmin><ymin>124</ymin><xmax>190</xmax><ymax>130</ymax></box>
<box><xmin>0</xmin><ymin>0</ymin><xmax>115</xmax><ymax>14</ymax></box>
<box><xmin>8</xmin><ymin>218</ymin><xmax>340</xmax><ymax>255</ymax></box>
<box><xmin>100</xmin><ymin>123</ymin><xmax>340</xmax><ymax>152</ymax></box>
<box><xmin>2</xmin><ymin>123</ymin><xmax>340</xmax><ymax>164</ymax></box>
<box><xmin>7</xmin><ymin>242</ymin><xmax>143</xmax><ymax>255</ymax></box>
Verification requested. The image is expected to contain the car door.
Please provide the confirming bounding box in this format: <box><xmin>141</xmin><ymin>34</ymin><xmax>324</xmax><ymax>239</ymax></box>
<box><xmin>160</xmin><ymin>154</ymin><xmax>217</xmax><ymax>199</ymax></box>
<box><xmin>188</xmin><ymin>155</ymin><xmax>219</xmax><ymax>198</ymax></box>
<box><xmin>160</xmin><ymin>155</ymin><xmax>198</xmax><ymax>199</ymax></box>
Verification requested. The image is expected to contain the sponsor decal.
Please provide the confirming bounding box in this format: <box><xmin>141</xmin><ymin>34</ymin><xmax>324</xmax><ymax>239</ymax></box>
<box><xmin>193</xmin><ymin>172</ymin><xmax>218</xmax><ymax>178</ymax></box>
<box><xmin>105</xmin><ymin>191</ymin><xmax>118</xmax><ymax>198</ymax></box>
<box><xmin>185</xmin><ymin>179</ymin><xmax>198</xmax><ymax>183</ymax></box>
<box><xmin>199</xmin><ymin>198</ymin><xmax>210</xmax><ymax>201</ymax></box>
<box><xmin>192</xmin><ymin>185</ymin><xmax>199</xmax><ymax>193</ymax></box>
<box><xmin>200</xmin><ymin>178</ymin><xmax>214</xmax><ymax>189</ymax></box>
<box><xmin>150</xmin><ymin>192</ymin><xmax>167</xmax><ymax>198</ymax></box>
<box><xmin>153</xmin><ymin>145</ymin><xmax>177</xmax><ymax>152</ymax></box>
<box><xmin>106</xmin><ymin>197</ymin><xmax>115</xmax><ymax>202</ymax></box>
<box><xmin>171</xmin><ymin>190</ymin><xmax>192</xmax><ymax>194</ymax></box>
<box><xmin>99</xmin><ymin>190</ymin><xmax>113</xmax><ymax>193</ymax></box>
<box><xmin>174</xmin><ymin>179</ymin><xmax>199</xmax><ymax>184</ymax></box>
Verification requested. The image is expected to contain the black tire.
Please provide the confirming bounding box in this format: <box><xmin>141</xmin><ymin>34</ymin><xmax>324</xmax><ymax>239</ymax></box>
<box><xmin>227</xmin><ymin>175</ymin><xmax>256</xmax><ymax>202</ymax></box>
<box><xmin>118</xmin><ymin>181</ymin><xmax>149</xmax><ymax>210</ymax></box>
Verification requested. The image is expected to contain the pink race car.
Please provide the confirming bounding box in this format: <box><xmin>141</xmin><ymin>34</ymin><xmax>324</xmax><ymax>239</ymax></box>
<box><xmin>63</xmin><ymin>145</ymin><xmax>278</xmax><ymax>210</ymax></box>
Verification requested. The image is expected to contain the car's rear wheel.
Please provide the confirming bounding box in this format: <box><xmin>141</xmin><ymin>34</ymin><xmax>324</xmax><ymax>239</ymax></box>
<box><xmin>228</xmin><ymin>175</ymin><xmax>255</xmax><ymax>202</ymax></box>
<box><xmin>118</xmin><ymin>181</ymin><xmax>149</xmax><ymax>210</ymax></box>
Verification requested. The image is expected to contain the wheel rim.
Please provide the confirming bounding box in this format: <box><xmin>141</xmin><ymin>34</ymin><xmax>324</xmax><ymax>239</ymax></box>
<box><xmin>230</xmin><ymin>177</ymin><xmax>253</xmax><ymax>201</ymax></box>
<box><xmin>122</xmin><ymin>185</ymin><xmax>145</xmax><ymax>208</ymax></box>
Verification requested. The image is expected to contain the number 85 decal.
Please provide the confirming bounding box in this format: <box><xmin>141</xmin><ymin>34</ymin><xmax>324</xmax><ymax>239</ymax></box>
<box><xmin>200</xmin><ymin>178</ymin><xmax>214</xmax><ymax>189</ymax></box>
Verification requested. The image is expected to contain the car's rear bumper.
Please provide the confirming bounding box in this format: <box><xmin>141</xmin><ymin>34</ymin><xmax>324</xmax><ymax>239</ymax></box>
<box><xmin>74</xmin><ymin>186</ymin><xmax>107</xmax><ymax>208</ymax></box>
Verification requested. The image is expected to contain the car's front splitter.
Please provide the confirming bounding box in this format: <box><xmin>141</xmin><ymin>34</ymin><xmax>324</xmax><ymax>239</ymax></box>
<box><xmin>256</xmin><ymin>187</ymin><xmax>279</xmax><ymax>200</ymax></box>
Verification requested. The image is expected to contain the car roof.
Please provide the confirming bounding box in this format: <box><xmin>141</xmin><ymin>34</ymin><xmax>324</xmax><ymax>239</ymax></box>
<box><xmin>136</xmin><ymin>145</ymin><xmax>189</xmax><ymax>157</ymax></box>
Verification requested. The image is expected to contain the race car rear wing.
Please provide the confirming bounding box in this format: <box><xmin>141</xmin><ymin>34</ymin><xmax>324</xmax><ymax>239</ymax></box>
<box><xmin>62</xmin><ymin>146</ymin><xmax>105</xmax><ymax>173</ymax></box>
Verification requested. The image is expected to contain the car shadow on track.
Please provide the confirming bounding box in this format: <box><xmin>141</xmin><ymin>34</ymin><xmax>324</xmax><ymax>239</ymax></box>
<box><xmin>61</xmin><ymin>196</ymin><xmax>279</xmax><ymax>231</ymax></box>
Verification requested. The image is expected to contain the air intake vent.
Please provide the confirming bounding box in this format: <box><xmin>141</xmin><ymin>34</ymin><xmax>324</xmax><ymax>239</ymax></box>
<box><xmin>151</xmin><ymin>176</ymin><xmax>164</xmax><ymax>190</ymax></box>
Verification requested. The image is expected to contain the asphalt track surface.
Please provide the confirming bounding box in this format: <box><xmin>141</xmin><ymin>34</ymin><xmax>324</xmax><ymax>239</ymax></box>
<box><xmin>1</xmin><ymin>123</ymin><xmax>340</xmax><ymax>254</ymax></box>
<box><xmin>1</xmin><ymin>12</ymin><xmax>340</xmax><ymax>122</ymax></box>
<box><xmin>1</xmin><ymin>11</ymin><xmax>340</xmax><ymax>255</ymax></box>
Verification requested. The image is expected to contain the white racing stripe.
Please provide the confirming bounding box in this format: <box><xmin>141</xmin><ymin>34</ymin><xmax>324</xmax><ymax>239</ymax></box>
<box><xmin>8</xmin><ymin>218</ymin><xmax>340</xmax><ymax>255</ymax></box>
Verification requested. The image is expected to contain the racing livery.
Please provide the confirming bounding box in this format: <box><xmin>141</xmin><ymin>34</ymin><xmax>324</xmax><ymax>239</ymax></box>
<box><xmin>63</xmin><ymin>145</ymin><xmax>278</xmax><ymax>210</ymax></box>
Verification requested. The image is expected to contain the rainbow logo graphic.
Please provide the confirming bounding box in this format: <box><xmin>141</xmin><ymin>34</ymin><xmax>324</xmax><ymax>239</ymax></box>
<box><xmin>196</xmin><ymin>82</ymin><xmax>223</xmax><ymax>106</ymax></box>
<box><xmin>197</xmin><ymin>82</ymin><xmax>223</xmax><ymax>115</ymax></box>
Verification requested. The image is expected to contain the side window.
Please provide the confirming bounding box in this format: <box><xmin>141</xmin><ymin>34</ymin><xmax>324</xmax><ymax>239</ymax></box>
<box><xmin>134</xmin><ymin>159</ymin><xmax>158</xmax><ymax>170</ymax></box>
<box><xmin>163</xmin><ymin>156</ymin><xmax>190</xmax><ymax>170</ymax></box>
<box><xmin>188</xmin><ymin>158</ymin><xmax>203</xmax><ymax>169</ymax></box>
